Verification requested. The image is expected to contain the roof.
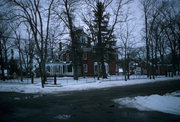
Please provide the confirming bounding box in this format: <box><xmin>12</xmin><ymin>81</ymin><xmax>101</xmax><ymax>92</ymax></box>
<box><xmin>46</xmin><ymin>61</ymin><xmax>72</xmax><ymax>66</ymax></box>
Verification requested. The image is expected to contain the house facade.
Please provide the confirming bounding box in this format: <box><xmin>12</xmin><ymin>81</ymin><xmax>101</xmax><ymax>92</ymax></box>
<box><xmin>46</xmin><ymin>29</ymin><xmax>118</xmax><ymax>77</ymax></box>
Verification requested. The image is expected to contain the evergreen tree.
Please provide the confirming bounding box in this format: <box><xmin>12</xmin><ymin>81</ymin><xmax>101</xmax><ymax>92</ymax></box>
<box><xmin>92</xmin><ymin>1</ymin><xmax>116</xmax><ymax>79</ymax></box>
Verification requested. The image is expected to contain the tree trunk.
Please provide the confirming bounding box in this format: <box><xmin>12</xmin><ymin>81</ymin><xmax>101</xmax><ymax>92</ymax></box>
<box><xmin>178</xmin><ymin>37</ymin><xmax>180</xmax><ymax>75</ymax></box>
<box><xmin>101</xmin><ymin>59</ymin><xmax>107</xmax><ymax>79</ymax></box>
<box><xmin>100</xmin><ymin>45</ymin><xmax>107</xmax><ymax>79</ymax></box>
<box><xmin>20</xmin><ymin>58</ymin><xmax>23</xmax><ymax>81</ymax></box>
<box><xmin>127</xmin><ymin>54</ymin><xmax>130</xmax><ymax>80</ymax></box>
<box><xmin>172</xmin><ymin>50</ymin><xmax>176</xmax><ymax>77</ymax></box>
<box><xmin>124</xmin><ymin>64</ymin><xmax>127</xmax><ymax>81</ymax></box>
<box><xmin>31</xmin><ymin>72</ymin><xmax>34</xmax><ymax>84</ymax></box>
<box><xmin>40</xmin><ymin>60</ymin><xmax>45</xmax><ymax>88</ymax></box>
<box><xmin>3</xmin><ymin>39</ymin><xmax>8</xmax><ymax>69</ymax></box>
<box><xmin>150</xmin><ymin>42</ymin><xmax>155</xmax><ymax>79</ymax></box>
<box><xmin>145</xmin><ymin>13</ymin><xmax>150</xmax><ymax>78</ymax></box>
<box><xmin>18</xmin><ymin>42</ymin><xmax>23</xmax><ymax>82</ymax></box>
<box><xmin>71</xmin><ymin>35</ymin><xmax>78</xmax><ymax>80</ymax></box>
<box><xmin>124</xmin><ymin>49</ymin><xmax>127</xmax><ymax>81</ymax></box>
<box><xmin>155</xmin><ymin>38</ymin><xmax>158</xmax><ymax>77</ymax></box>
<box><xmin>30</xmin><ymin>54</ymin><xmax>34</xmax><ymax>84</ymax></box>
<box><xmin>0</xmin><ymin>42</ymin><xmax>5</xmax><ymax>81</ymax></box>
<box><xmin>97</xmin><ymin>62</ymin><xmax>100</xmax><ymax>80</ymax></box>
<box><xmin>72</xmin><ymin>56</ymin><xmax>78</xmax><ymax>80</ymax></box>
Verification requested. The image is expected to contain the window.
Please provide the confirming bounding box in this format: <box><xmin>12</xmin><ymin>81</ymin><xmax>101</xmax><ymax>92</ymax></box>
<box><xmin>55</xmin><ymin>66</ymin><xmax>59</xmax><ymax>73</ymax></box>
<box><xmin>59</xmin><ymin>66</ymin><xmax>62</xmax><ymax>74</ymax></box>
<box><xmin>94</xmin><ymin>62</ymin><xmax>99</xmax><ymax>75</ymax></box>
<box><xmin>81</xmin><ymin>36</ymin><xmax>84</xmax><ymax>44</ymax></box>
<box><xmin>105</xmin><ymin>54</ymin><xmax>109</xmax><ymax>60</ymax></box>
<box><xmin>83</xmin><ymin>53</ymin><xmax>87</xmax><ymax>60</ymax></box>
<box><xmin>66</xmin><ymin>53</ymin><xmax>70</xmax><ymax>61</ymax></box>
<box><xmin>94</xmin><ymin>65</ymin><xmax>98</xmax><ymax>74</ymax></box>
<box><xmin>83</xmin><ymin>64</ymin><xmax>88</xmax><ymax>73</ymax></box>
<box><xmin>82</xmin><ymin>37</ymin><xmax>85</xmax><ymax>43</ymax></box>
<box><xmin>84</xmin><ymin>37</ymin><xmax>87</xmax><ymax>44</ymax></box>
<box><xmin>68</xmin><ymin>65</ymin><xmax>72</xmax><ymax>72</ymax></box>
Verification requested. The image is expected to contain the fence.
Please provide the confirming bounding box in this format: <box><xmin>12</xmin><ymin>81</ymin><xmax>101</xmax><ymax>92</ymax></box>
<box><xmin>0</xmin><ymin>75</ymin><xmax>163</xmax><ymax>86</ymax></box>
<box><xmin>0</xmin><ymin>77</ymin><xmax>40</xmax><ymax>84</ymax></box>
<box><xmin>46</xmin><ymin>75</ymin><xmax>162</xmax><ymax>86</ymax></box>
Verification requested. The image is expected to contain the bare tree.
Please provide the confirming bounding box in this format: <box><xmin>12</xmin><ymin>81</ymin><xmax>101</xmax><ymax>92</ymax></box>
<box><xmin>161</xmin><ymin>3</ymin><xmax>180</xmax><ymax>76</ymax></box>
<box><xmin>6</xmin><ymin>0</ymin><xmax>55</xmax><ymax>87</ymax></box>
<box><xmin>140</xmin><ymin>0</ymin><xmax>167</xmax><ymax>79</ymax></box>
<box><xmin>140</xmin><ymin>0</ymin><xmax>180</xmax><ymax>78</ymax></box>
<box><xmin>140</xmin><ymin>0</ymin><xmax>153</xmax><ymax>78</ymax></box>
<box><xmin>118</xmin><ymin>22</ymin><xmax>135</xmax><ymax>81</ymax></box>
<box><xmin>0</xmin><ymin>9</ymin><xmax>13</xmax><ymax>81</ymax></box>
<box><xmin>12</xmin><ymin>27</ymin><xmax>24</xmax><ymax>81</ymax></box>
<box><xmin>24</xmin><ymin>23</ymin><xmax>35</xmax><ymax>83</ymax></box>
<box><xmin>52</xmin><ymin>0</ymin><xmax>81</xmax><ymax>80</ymax></box>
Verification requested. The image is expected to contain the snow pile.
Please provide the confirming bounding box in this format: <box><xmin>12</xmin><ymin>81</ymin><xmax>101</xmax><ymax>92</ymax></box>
<box><xmin>54</xmin><ymin>114</ymin><xmax>71</xmax><ymax>120</ymax></box>
<box><xmin>0</xmin><ymin>76</ymin><xmax>179</xmax><ymax>93</ymax></box>
<box><xmin>113</xmin><ymin>91</ymin><xmax>180</xmax><ymax>115</ymax></box>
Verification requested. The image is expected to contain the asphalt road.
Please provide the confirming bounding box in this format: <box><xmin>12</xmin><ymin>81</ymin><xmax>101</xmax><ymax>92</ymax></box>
<box><xmin>0</xmin><ymin>79</ymin><xmax>180</xmax><ymax>122</ymax></box>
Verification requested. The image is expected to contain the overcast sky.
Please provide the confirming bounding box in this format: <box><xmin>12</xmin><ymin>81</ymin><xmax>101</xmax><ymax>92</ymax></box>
<box><xmin>1</xmin><ymin>0</ymin><xmax>179</xmax><ymax>50</ymax></box>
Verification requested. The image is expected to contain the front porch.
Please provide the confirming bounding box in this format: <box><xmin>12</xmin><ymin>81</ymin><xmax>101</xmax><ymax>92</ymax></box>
<box><xmin>46</xmin><ymin>62</ymin><xmax>73</xmax><ymax>76</ymax></box>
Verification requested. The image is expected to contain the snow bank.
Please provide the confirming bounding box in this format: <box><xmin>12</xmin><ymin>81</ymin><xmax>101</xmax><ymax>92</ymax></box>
<box><xmin>0</xmin><ymin>76</ymin><xmax>179</xmax><ymax>94</ymax></box>
<box><xmin>54</xmin><ymin>114</ymin><xmax>71</xmax><ymax>120</ymax></box>
<box><xmin>113</xmin><ymin>91</ymin><xmax>180</xmax><ymax>115</ymax></box>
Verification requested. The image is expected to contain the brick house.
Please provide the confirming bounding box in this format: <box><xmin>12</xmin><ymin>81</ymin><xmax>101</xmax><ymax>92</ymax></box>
<box><xmin>46</xmin><ymin>29</ymin><xmax>118</xmax><ymax>77</ymax></box>
<box><xmin>135</xmin><ymin>61</ymin><xmax>172</xmax><ymax>75</ymax></box>
<box><xmin>126</xmin><ymin>60</ymin><xmax>172</xmax><ymax>76</ymax></box>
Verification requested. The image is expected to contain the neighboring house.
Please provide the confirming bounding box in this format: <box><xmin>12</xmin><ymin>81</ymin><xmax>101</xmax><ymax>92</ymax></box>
<box><xmin>0</xmin><ymin>68</ymin><xmax>8</xmax><ymax>79</ymax></box>
<box><xmin>156</xmin><ymin>64</ymin><xmax>172</xmax><ymax>75</ymax></box>
<box><xmin>134</xmin><ymin>66</ymin><xmax>142</xmax><ymax>75</ymax></box>
<box><xmin>118</xmin><ymin>68</ymin><xmax>123</xmax><ymax>75</ymax></box>
<box><xmin>129</xmin><ymin>61</ymin><xmax>139</xmax><ymax>75</ymax></box>
<box><xmin>127</xmin><ymin>61</ymin><xmax>172</xmax><ymax>75</ymax></box>
<box><xmin>136</xmin><ymin>61</ymin><xmax>172</xmax><ymax>75</ymax></box>
<box><xmin>46</xmin><ymin>28</ymin><xmax>118</xmax><ymax>77</ymax></box>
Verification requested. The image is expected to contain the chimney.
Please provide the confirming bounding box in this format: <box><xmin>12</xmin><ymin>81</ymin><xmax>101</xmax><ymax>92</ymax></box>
<box><xmin>59</xmin><ymin>42</ymin><xmax>62</xmax><ymax>51</ymax></box>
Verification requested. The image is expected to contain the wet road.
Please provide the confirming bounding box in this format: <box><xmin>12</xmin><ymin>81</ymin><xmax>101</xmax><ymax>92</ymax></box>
<box><xmin>0</xmin><ymin>79</ymin><xmax>180</xmax><ymax>122</ymax></box>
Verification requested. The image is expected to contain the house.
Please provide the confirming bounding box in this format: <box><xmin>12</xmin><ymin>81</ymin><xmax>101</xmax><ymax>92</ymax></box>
<box><xmin>129</xmin><ymin>61</ymin><xmax>139</xmax><ymax>75</ymax></box>
<box><xmin>139</xmin><ymin>61</ymin><xmax>172</xmax><ymax>75</ymax></box>
<box><xmin>127</xmin><ymin>60</ymin><xmax>172</xmax><ymax>76</ymax></box>
<box><xmin>0</xmin><ymin>67</ymin><xmax>8</xmax><ymax>80</ymax></box>
<box><xmin>46</xmin><ymin>28</ymin><xmax>118</xmax><ymax>77</ymax></box>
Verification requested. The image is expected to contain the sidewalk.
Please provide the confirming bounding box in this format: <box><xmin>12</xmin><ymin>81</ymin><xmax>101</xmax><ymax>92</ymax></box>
<box><xmin>0</xmin><ymin>75</ymin><xmax>179</xmax><ymax>94</ymax></box>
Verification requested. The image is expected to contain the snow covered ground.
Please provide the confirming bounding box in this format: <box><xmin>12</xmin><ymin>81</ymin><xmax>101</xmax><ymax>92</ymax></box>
<box><xmin>113</xmin><ymin>91</ymin><xmax>180</xmax><ymax>115</ymax></box>
<box><xmin>0</xmin><ymin>75</ymin><xmax>179</xmax><ymax>94</ymax></box>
